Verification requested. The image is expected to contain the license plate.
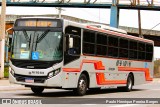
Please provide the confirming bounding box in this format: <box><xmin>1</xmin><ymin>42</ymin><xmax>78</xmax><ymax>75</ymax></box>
<box><xmin>25</xmin><ymin>78</ymin><xmax>34</xmax><ymax>83</ymax></box>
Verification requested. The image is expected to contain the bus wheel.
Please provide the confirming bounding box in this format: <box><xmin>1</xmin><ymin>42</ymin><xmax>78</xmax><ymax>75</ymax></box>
<box><xmin>117</xmin><ymin>74</ymin><xmax>133</xmax><ymax>92</ymax></box>
<box><xmin>125</xmin><ymin>74</ymin><xmax>133</xmax><ymax>92</ymax></box>
<box><xmin>31</xmin><ymin>86</ymin><xmax>44</xmax><ymax>94</ymax></box>
<box><xmin>74</xmin><ymin>74</ymin><xmax>88</xmax><ymax>96</ymax></box>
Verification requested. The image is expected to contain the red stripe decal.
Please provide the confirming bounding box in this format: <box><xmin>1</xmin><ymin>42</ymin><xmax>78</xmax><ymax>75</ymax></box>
<box><xmin>62</xmin><ymin>68</ymin><xmax>80</xmax><ymax>72</ymax></box>
<box><xmin>96</xmin><ymin>73</ymin><xmax>127</xmax><ymax>85</ymax></box>
<box><xmin>118</xmin><ymin>66</ymin><xmax>153</xmax><ymax>81</ymax></box>
<box><xmin>63</xmin><ymin>60</ymin><xmax>105</xmax><ymax>72</ymax></box>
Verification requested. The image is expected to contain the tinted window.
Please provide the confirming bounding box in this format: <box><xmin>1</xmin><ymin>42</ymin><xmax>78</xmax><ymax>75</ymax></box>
<box><xmin>146</xmin><ymin>44</ymin><xmax>153</xmax><ymax>52</ymax></box>
<box><xmin>119</xmin><ymin>49</ymin><xmax>128</xmax><ymax>58</ymax></box>
<box><xmin>108</xmin><ymin>36</ymin><xmax>118</xmax><ymax>47</ymax></box>
<box><xmin>83</xmin><ymin>43</ymin><xmax>95</xmax><ymax>55</ymax></box>
<box><xmin>97</xmin><ymin>33</ymin><xmax>107</xmax><ymax>45</ymax></box>
<box><xmin>138</xmin><ymin>52</ymin><xmax>145</xmax><ymax>60</ymax></box>
<box><xmin>138</xmin><ymin>43</ymin><xmax>145</xmax><ymax>51</ymax></box>
<box><xmin>130</xmin><ymin>41</ymin><xmax>137</xmax><ymax>50</ymax></box>
<box><xmin>146</xmin><ymin>43</ymin><xmax>153</xmax><ymax>61</ymax></box>
<box><xmin>108</xmin><ymin>47</ymin><xmax>118</xmax><ymax>57</ymax></box>
<box><xmin>119</xmin><ymin>38</ymin><xmax>128</xmax><ymax>49</ymax></box>
<box><xmin>83</xmin><ymin>30</ymin><xmax>96</xmax><ymax>55</ymax></box>
<box><xmin>96</xmin><ymin>45</ymin><xmax>107</xmax><ymax>56</ymax></box>
<box><xmin>83</xmin><ymin>31</ymin><xmax>95</xmax><ymax>43</ymax></box>
<box><xmin>146</xmin><ymin>53</ymin><xmax>153</xmax><ymax>60</ymax></box>
<box><xmin>129</xmin><ymin>50</ymin><xmax>137</xmax><ymax>59</ymax></box>
<box><xmin>129</xmin><ymin>40</ymin><xmax>138</xmax><ymax>59</ymax></box>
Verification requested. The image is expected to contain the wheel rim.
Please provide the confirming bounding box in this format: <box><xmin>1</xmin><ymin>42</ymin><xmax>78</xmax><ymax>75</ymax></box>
<box><xmin>79</xmin><ymin>79</ymin><xmax>86</xmax><ymax>93</ymax></box>
<box><xmin>128</xmin><ymin>77</ymin><xmax>132</xmax><ymax>90</ymax></box>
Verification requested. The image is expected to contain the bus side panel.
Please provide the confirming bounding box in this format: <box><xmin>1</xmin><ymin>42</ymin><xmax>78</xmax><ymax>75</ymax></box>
<box><xmin>81</xmin><ymin>63</ymin><xmax>98</xmax><ymax>88</ymax></box>
<box><xmin>133</xmin><ymin>72</ymin><xmax>146</xmax><ymax>85</ymax></box>
<box><xmin>80</xmin><ymin>57</ymin><xmax>128</xmax><ymax>88</ymax></box>
<box><xmin>62</xmin><ymin>58</ymin><xmax>81</xmax><ymax>88</ymax></box>
<box><xmin>62</xmin><ymin>72</ymin><xmax>78</xmax><ymax>88</ymax></box>
<box><xmin>150</xmin><ymin>61</ymin><xmax>154</xmax><ymax>79</ymax></box>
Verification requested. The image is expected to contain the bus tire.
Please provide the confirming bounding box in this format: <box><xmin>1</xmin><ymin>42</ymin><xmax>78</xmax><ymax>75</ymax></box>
<box><xmin>125</xmin><ymin>74</ymin><xmax>133</xmax><ymax>92</ymax></box>
<box><xmin>31</xmin><ymin>86</ymin><xmax>44</xmax><ymax>94</ymax></box>
<box><xmin>74</xmin><ymin>74</ymin><xmax>88</xmax><ymax>96</ymax></box>
<box><xmin>117</xmin><ymin>74</ymin><xmax>133</xmax><ymax>92</ymax></box>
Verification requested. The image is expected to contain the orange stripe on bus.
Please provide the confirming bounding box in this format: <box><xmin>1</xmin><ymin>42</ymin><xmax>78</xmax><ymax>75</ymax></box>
<box><xmin>82</xmin><ymin>60</ymin><xmax>105</xmax><ymax>70</ymax></box>
<box><xmin>63</xmin><ymin>60</ymin><xmax>152</xmax><ymax>86</ymax></box>
<box><xmin>118</xmin><ymin>66</ymin><xmax>153</xmax><ymax>81</ymax></box>
<box><xmin>63</xmin><ymin>60</ymin><xmax>105</xmax><ymax>72</ymax></box>
<box><xmin>62</xmin><ymin>68</ymin><xmax>80</xmax><ymax>72</ymax></box>
<box><xmin>96</xmin><ymin>73</ymin><xmax>127</xmax><ymax>85</ymax></box>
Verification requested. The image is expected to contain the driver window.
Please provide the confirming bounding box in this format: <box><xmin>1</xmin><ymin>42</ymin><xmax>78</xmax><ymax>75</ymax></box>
<box><xmin>65</xmin><ymin>26</ymin><xmax>81</xmax><ymax>55</ymax></box>
<box><xmin>64</xmin><ymin>26</ymin><xmax>81</xmax><ymax>65</ymax></box>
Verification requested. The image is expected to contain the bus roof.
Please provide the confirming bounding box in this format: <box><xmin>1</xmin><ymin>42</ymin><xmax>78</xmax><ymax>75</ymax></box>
<box><xmin>86</xmin><ymin>24</ymin><xmax>127</xmax><ymax>34</ymax></box>
<box><xmin>19</xmin><ymin>17</ymin><xmax>58</xmax><ymax>19</ymax></box>
<box><xmin>16</xmin><ymin>17</ymin><xmax>154</xmax><ymax>44</ymax></box>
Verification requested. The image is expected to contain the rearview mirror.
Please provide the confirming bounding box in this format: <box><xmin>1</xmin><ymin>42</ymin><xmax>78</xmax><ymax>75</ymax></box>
<box><xmin>69</xmin><ymin>37</ymin><xmax>73</xmax><ymax>48</ymax></box>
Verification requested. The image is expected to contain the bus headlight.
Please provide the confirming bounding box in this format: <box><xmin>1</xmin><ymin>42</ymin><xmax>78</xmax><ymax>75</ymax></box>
<box><xmin>48</xmin><ymin>68</ymin><xmax>61</xmax><ymax>79</ymax></box>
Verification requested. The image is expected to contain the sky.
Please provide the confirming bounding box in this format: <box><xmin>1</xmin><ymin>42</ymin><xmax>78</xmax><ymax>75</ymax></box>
<box><xmin>2</xmin><ymin>6</ymin><xmax>160</xmax><ymax>58</ymax></box>
<box><xmin>5</xmin><ymin>7</ymin><xmax>160</xmax><ymax>31</ymax></box>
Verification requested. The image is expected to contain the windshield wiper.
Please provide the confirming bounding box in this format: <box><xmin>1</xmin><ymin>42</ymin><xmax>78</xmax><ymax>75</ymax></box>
<box><xmin>36</xmin><ymin>30</ymin><xmax>50</xmax><ymax>43</ymax></box>
<box><xmin>22</xmin><ymin>29</ymin><xmax>32</xmax><ymax>48</ymax></box>
<box><xmin>22</xmin><ymin>29</ymin><xmax>30</xmax><ymax>42</ymax></box>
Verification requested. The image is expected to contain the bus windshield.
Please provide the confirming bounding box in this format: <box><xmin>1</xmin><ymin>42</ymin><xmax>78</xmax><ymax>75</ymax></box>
<box><xmin>12</xmin><ymin>30</ymin><xmax>63</xmax><ymax>61</ymax></box>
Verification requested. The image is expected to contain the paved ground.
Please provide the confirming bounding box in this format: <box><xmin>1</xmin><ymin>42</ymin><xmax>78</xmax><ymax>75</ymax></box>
<box><xmin>0</xmin><ymin>78</ymin><xmax>160</xmax><ymax>91</ymax></box>
<box><xmin>0</xmin><ymin>78</ymin><xmax>29</xmax><ymax>91</ymax></box>
<box><xmin>0</xmin><ymin>78</ymin><xmax>160</xmax><ymax>107</ymax></box>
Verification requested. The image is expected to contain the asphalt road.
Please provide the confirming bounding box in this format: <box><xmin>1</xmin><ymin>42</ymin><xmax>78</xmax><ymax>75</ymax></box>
<box><xmin>0</xmin><ymin>81</ymin><xmax>160</xmax><ymax>107</ymax></box>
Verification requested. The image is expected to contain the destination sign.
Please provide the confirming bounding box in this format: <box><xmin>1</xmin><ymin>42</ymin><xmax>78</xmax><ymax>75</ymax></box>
<box><xmin>15</xmin><ymin>19</ymin><xmax>61</xmax><ymax>28</ymax></box>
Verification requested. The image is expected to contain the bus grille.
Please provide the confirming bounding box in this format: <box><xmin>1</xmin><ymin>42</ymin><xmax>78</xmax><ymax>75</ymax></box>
<box><xmin>11</xmin><ymin>59</ymin><xmax>59</xmax><ymax>69</ymax></box>
<box><xmin>14</xmin><ymin>74</ymin><xmax>47</xmax><ymax>83</ymax></box>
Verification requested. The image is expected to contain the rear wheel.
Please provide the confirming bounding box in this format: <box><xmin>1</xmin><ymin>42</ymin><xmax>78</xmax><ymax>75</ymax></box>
<box><xmin>117</xmin><ymin>74</ymin><xmax>133</xmax><ymax>92</ymax></box>
<box><xmin>125</xmin><ymin>74</ymin><xmax>133</xmax><ymax>92</ymax></box>
<box><xmin>31</xmin><ymin>86</ymin><xmax>44</xmax><ymax>94</ymax></box>
<box><xmin>74</xmin><ymin>74</ymin><xmax>88</xmax><ymax>96</ymax></box>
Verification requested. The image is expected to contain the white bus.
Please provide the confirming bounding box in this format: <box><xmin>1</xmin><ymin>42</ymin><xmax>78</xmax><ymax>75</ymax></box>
<box><xmin>9</xmin><ymin>17</ymin><xmax>154</xmax><ymax>96</ymax></box>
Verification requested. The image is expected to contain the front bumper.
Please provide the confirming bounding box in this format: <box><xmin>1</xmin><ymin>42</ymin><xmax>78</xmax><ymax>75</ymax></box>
<box><xmin>9</xmin><ymin>72</ymin><xmax>62</xmax><ymax>87</ymax></box>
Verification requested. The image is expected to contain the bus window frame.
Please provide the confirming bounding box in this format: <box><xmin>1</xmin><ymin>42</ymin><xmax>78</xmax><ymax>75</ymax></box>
<box><xmin>82</xmin><ymin>28</ymin><xmax>153</xmax><ymax>62</ymax></box>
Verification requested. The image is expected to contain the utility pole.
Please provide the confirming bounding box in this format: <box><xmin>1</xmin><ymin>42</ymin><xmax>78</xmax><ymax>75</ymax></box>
<box><xmin>138</xmin><ymin>10</ymin><xmax>142</xmax><ymax>37</ymax></box>
<box><xmin>0</xmin><ymin>0</ymin><xmax>6</xmax><ymax>79</ymax></box>
<box><xmin>58</xmin><ymin>7</ymin><xmax>62</xmax><ymax>18</ymax></box>
<box><xmin>56</xmin><ymin>7</ymin><xmax>65</xmax><ymax>18</ymax></box>
<box><xmin>138</xmin><ymin>0</ymin><xmax>143</xmax><ymax>38</ymax></box>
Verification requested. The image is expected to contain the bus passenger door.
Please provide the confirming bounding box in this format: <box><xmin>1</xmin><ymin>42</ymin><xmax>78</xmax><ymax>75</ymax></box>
<box><xmin>64</xmin><ymin>26</ymin><xmax>81</xmax><ymax>65</ymax></box>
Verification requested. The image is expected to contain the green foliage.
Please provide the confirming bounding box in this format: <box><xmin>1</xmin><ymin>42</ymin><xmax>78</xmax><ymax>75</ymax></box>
<box><xmin>4</xmin><ymin>66</ymin><xmax>9</xmax><ymax>78</ymax></box>
<box><xmin>154</xmin><ymin>60</ymin><xmax>160</xmax><ymax>78</ymax></box>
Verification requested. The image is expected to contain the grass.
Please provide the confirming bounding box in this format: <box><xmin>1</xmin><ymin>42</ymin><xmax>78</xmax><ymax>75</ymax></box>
<box><xmin>4</xmin><ymin>66</ymin><xmax>9</xmax><ymax>78</ymax></box>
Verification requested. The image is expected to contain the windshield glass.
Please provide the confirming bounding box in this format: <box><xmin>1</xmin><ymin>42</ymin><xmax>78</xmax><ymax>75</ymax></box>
<box><xmin>12</xmin><ymin>30</ymin><xmax>63</xmax><ymax>61</ymax></box>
